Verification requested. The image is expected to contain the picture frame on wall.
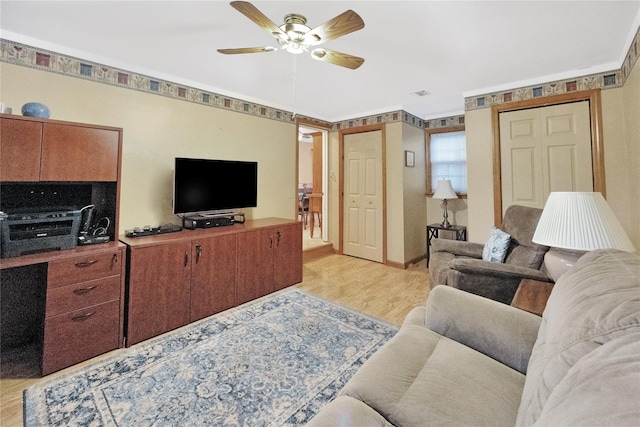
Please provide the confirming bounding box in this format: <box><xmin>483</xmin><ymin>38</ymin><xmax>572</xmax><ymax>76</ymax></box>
<box><xmin>405</xmin><ymin>150</ymin><xmax>415</xmax><ymax>167</ymax></box>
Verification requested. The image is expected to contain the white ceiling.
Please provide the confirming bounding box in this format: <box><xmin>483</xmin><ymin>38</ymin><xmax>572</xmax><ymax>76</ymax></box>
<box><xmin>1</xmin><ymin>1</ymin><xmax>639</xmax><ymax>123</ymax></box>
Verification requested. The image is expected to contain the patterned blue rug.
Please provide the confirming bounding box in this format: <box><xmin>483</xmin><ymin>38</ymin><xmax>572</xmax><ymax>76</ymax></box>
<box><xmin>24</xmin><ymin>288</ymin><xmax>399</xmax><ymax>426</ymax></box>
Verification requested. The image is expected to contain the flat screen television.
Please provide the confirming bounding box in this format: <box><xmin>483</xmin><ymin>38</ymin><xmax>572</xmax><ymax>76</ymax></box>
<box><xmin>173</xmin><ymin>157</ymin><xmax>258</xmax><ymax>215</ymax></box>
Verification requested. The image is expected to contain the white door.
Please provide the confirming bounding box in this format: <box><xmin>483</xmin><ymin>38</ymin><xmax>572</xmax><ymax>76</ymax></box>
<box><xmin>343</xmin><ymin>130</ymin><xmax>383</xmax><ymax>262</ymax></box>
<box><xmin>500</xmin><ymin>101</ymin><xmax>593</xmax><ymax>214</ymax></box>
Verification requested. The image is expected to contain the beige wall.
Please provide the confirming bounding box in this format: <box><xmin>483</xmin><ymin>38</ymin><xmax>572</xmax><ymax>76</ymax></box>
<box><xmin>1</xmin><ymin>64</ymin><xmax>298</xmax><ymax>232</ymax></box>
<box><xmin>298</xmin><ymin>140</ymin><xmax>313</xmax><ymax>186</ymax></box>
<box><xmin>464</xmin><ymin>61</ymin><xmax>639</xmax><ymax>250</ymax></box>
<box><xmin>402</xmin><ymin>122</ymin><xmax>428</xmax><ymax>263</ymax></box>
<box><xmin>463</xmin><ymin>107</ymin><xmax>496</xmax><ymax>243</ymax></box>
<box><xmin>385</xmin><ymin>122</ymin><xmax>404</xmax><ymax>264</ymax></box>
<box><xmin>3</xmin><ymin>57</ymin><xmax>637</xmax><ymax>259</ymax></box>
<box><xmin>602</xmin><ymin>60</ymin><xmax>640</xmax><ymax>250</ymax></box>
<box><xmin>623</xmin><ymin>59</ymin><xmax>640</xmax><ymax>249</ymax></box>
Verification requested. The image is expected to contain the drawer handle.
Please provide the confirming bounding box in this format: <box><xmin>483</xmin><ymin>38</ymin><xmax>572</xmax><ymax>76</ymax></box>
<box><xmin>71</xmin><ymin>312</ymin><xmax>96</xmax><ymax>322</ymax></box>
<box><xmin>73</xmin><ymin>286</ymin><xmax>97</xmax><ymax>295</ymax></box>
<box><xmin>75</xmin><ymin>260</ymin><xmax>99</xmax><ymax>268</ymax></box>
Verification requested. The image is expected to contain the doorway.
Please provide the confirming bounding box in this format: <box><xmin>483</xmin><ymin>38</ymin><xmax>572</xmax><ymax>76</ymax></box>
<box><xmin>338</xmin><ymin>124</ymin><xmax>387</xmax><ymax>264</ymax></box>
<box><xmin>342</xmin><ymin>130</ymin><xmax>384</xmax><ymax>262</ymax></box>
<box><xmin>298</xmin><ymin>122</ymin><xmax>329</xmax><ymax>251</ymax></box>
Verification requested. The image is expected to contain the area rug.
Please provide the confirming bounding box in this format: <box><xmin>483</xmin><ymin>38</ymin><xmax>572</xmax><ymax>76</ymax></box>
<box><xmin>24</xmin><ymin>288</ymin><xmax>399</xmax><ymax>426</ymax></box>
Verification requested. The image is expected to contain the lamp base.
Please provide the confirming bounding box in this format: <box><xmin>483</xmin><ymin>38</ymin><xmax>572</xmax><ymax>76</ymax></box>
<box><xmin>441</xmin><ymin>199</ymin><xmax>451</xmax><ymax>228</ymax></box>
<box><xmin>544</xmin><ymin>248</ymin><xmax>587</xmax><ymax>282</ymax></box>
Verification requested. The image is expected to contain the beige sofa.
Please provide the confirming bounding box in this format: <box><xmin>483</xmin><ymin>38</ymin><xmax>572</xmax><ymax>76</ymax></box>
<box><xmin>307</xmin><ymin>249</ymin><xmax>640</xmax><ymax>426</ymax></box>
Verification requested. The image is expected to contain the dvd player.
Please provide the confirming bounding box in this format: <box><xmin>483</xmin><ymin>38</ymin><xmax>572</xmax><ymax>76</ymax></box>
<box><xmin>182</xmin><ymin>215</ymin><xmax>235</xmax><ymax>230</ymax></box>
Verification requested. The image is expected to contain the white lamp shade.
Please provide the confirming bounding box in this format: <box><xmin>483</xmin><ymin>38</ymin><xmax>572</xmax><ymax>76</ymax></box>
<box><xmin>433</xmin><ymin>180</ymin><xmax>458</xmax><ymax>200</ymax></box>
<box><xmin>532</xmin><ymin>192</ymin><xmax>635</xmax><ymax>252</ymax></box>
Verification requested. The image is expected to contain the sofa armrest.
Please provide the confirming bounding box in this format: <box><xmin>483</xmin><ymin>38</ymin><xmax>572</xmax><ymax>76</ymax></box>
<box><xmin>450</xmin><ymin>258</ymin><xmax>552</xmax><ymax>282</ymax></box>
<box><xmin>431</xmin><ymin>238</ymin><xmax>484</xmax><ymax>258</ymax></box>
<box><xmin>425</xmin><ymin>286</ymin><xmax>541</xmax><ymax>374</ymax></box>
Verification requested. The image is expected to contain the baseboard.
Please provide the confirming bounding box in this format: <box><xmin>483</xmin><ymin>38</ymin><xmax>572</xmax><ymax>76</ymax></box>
<box><xmin>303</xmin><ymin>243</ymin><xmax>335</xmax><ymax>263</ymax></box>
<box><xmin>385</xmin><ymin>254</ymin><xmax>426</xmax><ymax>270</ymax></box>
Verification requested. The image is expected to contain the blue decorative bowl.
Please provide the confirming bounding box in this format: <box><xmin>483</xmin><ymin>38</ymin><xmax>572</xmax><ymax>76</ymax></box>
<box><xmin>21</xmin><ymin>102</ymin><xmax>50</xmax><ymax>118</ymax></box>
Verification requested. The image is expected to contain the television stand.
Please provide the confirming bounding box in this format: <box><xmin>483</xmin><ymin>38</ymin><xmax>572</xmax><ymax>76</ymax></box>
<box><xmin>182</xmin><ymin>212</ymin><xmax>245</xmax><ymax>229</ymax></box>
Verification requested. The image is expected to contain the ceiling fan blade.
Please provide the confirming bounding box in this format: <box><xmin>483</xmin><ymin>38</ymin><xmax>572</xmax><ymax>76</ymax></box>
<box><xmin>217</xmin><ymin>47</ymin><xmax>277</xmax><ymax>54</ymax></box>
<box><xmin>310</xmin><ymin>48</ymin><xmax>364</xmax><ymax>70</ymax></box>
<box><xmin>306</xmin><ymin>10</ymin><xmax>364</xmax><ymax>45</ymax></box>
<box><xmin>230</xmin><ymin>1</ymin><xmax>286</xmax><ymax>40</ymax></box>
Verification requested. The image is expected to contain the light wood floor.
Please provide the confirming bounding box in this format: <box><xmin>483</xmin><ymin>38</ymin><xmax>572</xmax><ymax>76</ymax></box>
<box><xmin>0</xmin><ymin>254</ymin><xmax>430</xmax><ymax>426</ymax></box>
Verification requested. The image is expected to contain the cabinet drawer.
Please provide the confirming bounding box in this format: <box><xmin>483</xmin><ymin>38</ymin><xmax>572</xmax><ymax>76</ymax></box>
<box><xmin>46</xmin><ymin>275</ymin><xmax>121</xmax><ymax>317</ymax></box>
<box><xmin>48</xmin><ymin>251</ymin><xmax>122</xmax><ymax>288</ymax></box>
<box><xmin>42</xmin><ymin>299</ymin><xmax>120</xmax><ymax>375</ymax></box>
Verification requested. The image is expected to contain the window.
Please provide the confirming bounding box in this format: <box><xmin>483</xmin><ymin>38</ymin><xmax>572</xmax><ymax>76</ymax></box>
<box><xmin>426</xmin><ymin>127</ymin><xmax>467</xmax><ymax>195</ymax></box>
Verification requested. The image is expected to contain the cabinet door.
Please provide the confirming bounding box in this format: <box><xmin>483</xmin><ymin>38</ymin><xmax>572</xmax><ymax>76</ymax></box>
<box><xmin>190</xmin><ymin>234</ymin><xmax>237</xmax><ymax>322</ymax></box>
<box><xmin>0</xmin><ymin>117</ymin><xmax>42</xmax><ymax>181</ymax></box>
<box><xmin>126</xmin><ymin>242</ymin><xmax>191</xmax><ymax>346</ymax></box>
<box><xmin>236</xmin><ymin>229</ymin><xmax>275</xmax><ymax>305</ymax></box>
<box><xmin>273</xmin><ymin>222</ymin><xmax>303</xmax><ymax>291</ymax></box>
<box><xmin>41</xmin><ymin>123</ymin><xmax>119</xmax><ymax>181</ymax></box>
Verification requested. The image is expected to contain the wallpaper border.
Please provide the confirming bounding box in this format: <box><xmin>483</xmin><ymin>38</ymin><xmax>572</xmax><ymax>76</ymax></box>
<box><xmin>1</xmin><ymin>25</ymin><xmax>638</xmax><ymax>132</ymax></box>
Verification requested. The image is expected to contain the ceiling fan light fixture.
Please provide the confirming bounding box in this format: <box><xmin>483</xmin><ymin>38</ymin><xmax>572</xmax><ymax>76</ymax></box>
<box><xmin>311</xmin><ymin>48</ymin><xmax>326</xmax><ymax>60</ymax></box>
<box><xmin>221</xmin><ymin>2</ymin><xmax>365</xmax><ymax>69</ymax></box>
<box><xmin>285</xmin><ymin>42</ymin><xmax>306</xmax><ymax>54</ymax></box>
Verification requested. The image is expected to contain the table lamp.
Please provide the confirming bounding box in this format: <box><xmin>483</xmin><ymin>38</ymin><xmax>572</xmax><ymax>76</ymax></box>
<box><xmin>532</xmin><ymin>192</ymin><xmax>635</xmax><ymax>282</ymax></box>
<box><xmin>432</xmin><ymin>179</ymin><xmax>458</xmax><ymax>228</ymax></box>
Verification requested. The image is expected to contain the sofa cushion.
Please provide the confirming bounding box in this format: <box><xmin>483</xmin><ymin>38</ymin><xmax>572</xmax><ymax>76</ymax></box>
<box><xmin>500</xmin><ymin>205</ymin><xmax>548</xmax><ymax>269</ymax></box>
<box><xmin>517</xmin><ymin>249</ymin><xmax>640</xmax><ymax>425</ymax></box>
<box><xmin>482</xmin><ymin>226</ymin><xmax>511</xmax><ymax>262</ymax></box>
<box><xmin>534</xmin><ymin>331</ymin><xmax>640</xmax><ymax>426</ymax></box>
<box><xmin>340</xmin><ymin>323</ymin><xmax>525</xmax><ymax>426</ymax></box>
<box><xmin>305</xmin><ymin>396</ymin><xmax>394</xmax><ymax>427</ymax></box>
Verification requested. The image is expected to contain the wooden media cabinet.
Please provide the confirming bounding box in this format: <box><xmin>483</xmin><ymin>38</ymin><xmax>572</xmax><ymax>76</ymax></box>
<box><xmin>120</xmin><ymin>218</ymin><xmax>303</xmax><ymax>346</ymax></box>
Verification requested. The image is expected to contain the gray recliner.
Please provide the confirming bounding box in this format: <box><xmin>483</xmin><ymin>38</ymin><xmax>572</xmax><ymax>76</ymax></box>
<box><xmin>429</xmin><ymin>205</ymin><xmax>552</xmax><ymax>304</ymax></box>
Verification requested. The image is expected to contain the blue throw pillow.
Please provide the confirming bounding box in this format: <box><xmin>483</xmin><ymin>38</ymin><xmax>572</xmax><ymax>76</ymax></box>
<box><xmin>482</xmin><ymin>227</ymin><xmax>511</xmax><ymax>263</ymax></box>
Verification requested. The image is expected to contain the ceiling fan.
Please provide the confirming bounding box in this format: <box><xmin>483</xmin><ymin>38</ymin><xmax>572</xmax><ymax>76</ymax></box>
<box><xmin>217</xmin><ymin>1</ymin><xmax>365</xmax><ymax>70</ymax></box>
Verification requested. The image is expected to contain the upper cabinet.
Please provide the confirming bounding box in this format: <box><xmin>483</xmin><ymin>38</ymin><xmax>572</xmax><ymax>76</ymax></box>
<box><xmin>0</xmin><ymin>117</ymin><xmax>43</xmax><ymax>182</ymax></box>
<box><xmin>0</xmin><ymin>114</ymin><xmax>123</xmax><ymax>243</ymax></box>
<box><xmin>41</xmin><ymin>123</ymin><xmax>119</xmax><ymax>182</ymax></box>
<box><xmin>0</xmin><ymin>115</ymin><xmax>121</xmax><ymax>183</ymax></box>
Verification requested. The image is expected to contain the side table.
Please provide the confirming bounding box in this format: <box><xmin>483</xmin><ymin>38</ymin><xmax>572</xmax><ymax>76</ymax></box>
<box><xmin>426</xmin><ymin>223</ymin><xmax>467</xmax><ymax>267</ymax></box>
<box><xmin>511</xmin><ymin>279</ymin><xmax>554</xmax><ymax>316</ymax></box>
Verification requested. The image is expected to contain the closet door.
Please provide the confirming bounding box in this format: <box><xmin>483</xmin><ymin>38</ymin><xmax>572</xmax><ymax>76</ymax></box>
<box><xmin>499</xmin><ymin>100</ymin><xmax>592</xmax><ymax>214</ymax></box>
